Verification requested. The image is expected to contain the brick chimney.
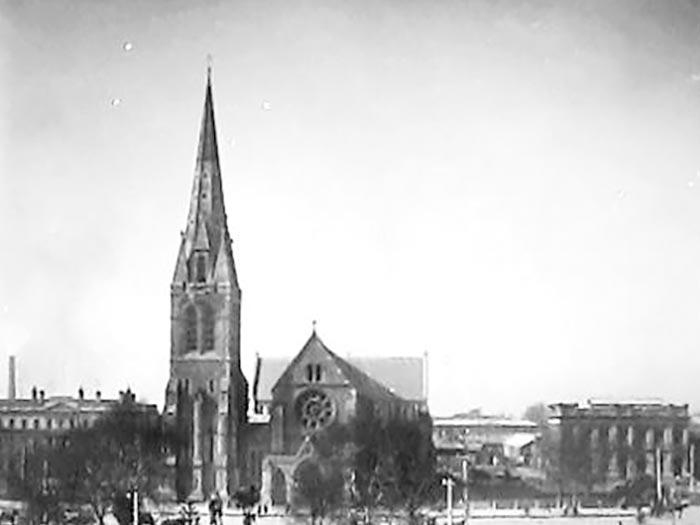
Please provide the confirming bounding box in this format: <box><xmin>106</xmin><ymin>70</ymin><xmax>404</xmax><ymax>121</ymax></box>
<box><xmin>8</xmin><ymin>355</ymin><xmax>16</xmax><ymax>400</ymax></box>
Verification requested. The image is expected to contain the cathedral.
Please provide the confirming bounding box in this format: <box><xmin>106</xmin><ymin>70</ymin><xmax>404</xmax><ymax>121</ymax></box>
<box><xmin>163</xmin><ymin>73</ymin><xmax>428</xmax><ymax>505</ymax></box>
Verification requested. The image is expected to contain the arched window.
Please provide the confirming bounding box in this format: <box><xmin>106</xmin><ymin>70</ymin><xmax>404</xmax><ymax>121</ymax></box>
<box><xmin>184</xmin><ymin>304</ymin><xmax>197</xmax><ymax>353</ymax></box>
<box><xmin>195</xmin><ymin>253</ymin><xmax>207</xmax><ymax>283</ymax></box>
<box><xmin>200</xmin><ymin>303</ymin><xmax>215</xmax><ymax>353</ymax></box>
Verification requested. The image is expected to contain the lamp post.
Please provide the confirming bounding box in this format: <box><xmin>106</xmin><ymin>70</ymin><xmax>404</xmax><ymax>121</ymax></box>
<box><xmin>442</xmin><ymin>477</ymin><xmax>454</xmax><ymax>525</ymax></box>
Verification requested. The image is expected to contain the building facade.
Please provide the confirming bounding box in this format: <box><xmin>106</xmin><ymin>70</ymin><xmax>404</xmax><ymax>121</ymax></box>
<box><xmin>159</xmin><ymin>74</ymin><xmax>429</xmax><ymax>506</ymax></box>
<box><xmin>0</xmin><ymin>362</ymin><xmax>157</xmax><ymax>497</ymax></box>
<box><xmin>549</xmin><ymin>400</ymin><xmax>690</xmax><ymax>491</ymax></box>
<box><xmin>163</xmin><ymin>72</ymin><xmax>249</xmax><ymax>502</ymax></box>
<box><xmin>256</xmin><ymin>330</ymin><xmax>426</xmax><ymax>508</ymax></box>
<box><xmin>432</xmin><ymin>414</ymin><xmax>542</xmax><ymax>490</ymax></box>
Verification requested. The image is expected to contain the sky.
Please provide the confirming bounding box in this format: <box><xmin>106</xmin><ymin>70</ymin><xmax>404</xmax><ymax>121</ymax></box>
<box><xmin>3</xmin><ymin>0</ymin><xmax>700</xmax><ymax>417</ymax></box>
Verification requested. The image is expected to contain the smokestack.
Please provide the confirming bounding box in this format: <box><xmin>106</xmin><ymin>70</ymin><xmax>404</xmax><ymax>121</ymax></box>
<box><xmin>8</xmin><ymin>355</ymin><xmax>16</xmax><ymax>401</ymax></box>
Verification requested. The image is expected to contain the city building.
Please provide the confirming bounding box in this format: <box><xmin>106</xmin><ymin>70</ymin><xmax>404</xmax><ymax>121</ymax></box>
<box><xmin>0</xmin><ymin>357</ymin><xmax>158</xmax><ymax>497</ymax></box>
<box><xmin>253</xmin><ymin>330</ymin><xmax>426</xmax><ymax>507</ymax></box>
<box><xmin>433</xmin><ymin>413</ymin><xmax>541</xmax><ymax>478</ymax></box>
<box><xmin>163</xmin><ymin>72</ymin><xmax>428</xmax><ymax>505</ymax></box>
<box><xmin>548</xmin><ymin>399</ymin><xmax>690</xmax><ymax>491</ymax></box>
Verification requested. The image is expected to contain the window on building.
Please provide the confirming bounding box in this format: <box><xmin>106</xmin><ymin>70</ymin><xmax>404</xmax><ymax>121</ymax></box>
<box><xmin>21</xmin><ymin>419</ymin><xmax>27</xmax><ymax>429</ymax></box>
<box><xmin>46</xmin><ymin>419</ymin><xmax>52</xmax><ymax>430</ymax></box>
<box><xmin>34</xmin><ymin>419</ymin><xmax>39</xmax><ymax>429</ymax></box>
<box><xmin>195</xmin><ymin>253</ymin><xmax>207</xmax><ymax>283</ymax></box>
<box><xmin>9</xmin><ymin>419</ymin><xmax>14</xmax><ymax>429</ymax></box>
<box><xmin>200</xmin><ymin>303</ymin><xmax>215</xmax><ymax>352</ymax></box>
<box><xmin>306</xmin><ymin>364</ymin><xmax>322</xmax><ymax>382</ymax></box>
<box><xmin>209</xmin><ymin>380</ymin><xmax>215</xmax><ymax>393</ymax></box>
<box><xmin>184</xmin><ymin>304</ymin><xmax>198</xmax><ymax>353</ymax></box>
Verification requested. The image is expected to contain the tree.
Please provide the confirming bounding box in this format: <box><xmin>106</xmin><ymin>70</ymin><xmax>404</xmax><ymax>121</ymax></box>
<box><xmin>8</xmin><ymin>445</ymin><xmax>61</xmax><ymax>525</ymax></box>
<box><xmin>294</xmin><ymin>459</ymin><xmax>345</xmax><ymax>525</ymax></box>
<box><xmin>293</xmin><ymin>407</ymin><xmax>436</xmax><ymax>523</ymax></box>
<box><xmin>46</xmin><ymin>393</ymin><xmax>174</xmax><ymax>525</ymax></box>
<box><xmin>374</xmin><ymin>413</ymin><xmax>437</xmax><ymax>524</ymax></box>
<box><xmin>232</xmin><ymin>485</ymin><xmax>260</xmax><ymax>520</ymax></box>
<box><xmin>523</xmin><ymin>402</ymin><xmax>550</xmax><ymax>428</ymax></box>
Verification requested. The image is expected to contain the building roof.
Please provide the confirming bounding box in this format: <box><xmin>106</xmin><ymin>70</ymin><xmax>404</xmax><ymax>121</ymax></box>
<box><xmin>432</xmin><ymin>417</ymin><xmax>537</xmax><ymax>429</ymax></box>
<box><xmin>270</xmin><ymin>331</ymin><xmax>402</xmax><ymax>404</ymax></box>
<box><xmin>255</xmin><ymin>348</ymin><xmax>426</xmax><ymax>403</ymax></box>
<box><xmin>0</xmin><ymin>389</ymin><xmax>158</xmax><ymax>415</ymax></box>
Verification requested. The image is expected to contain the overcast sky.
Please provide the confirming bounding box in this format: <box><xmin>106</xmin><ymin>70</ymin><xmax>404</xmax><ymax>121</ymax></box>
<box><xmin>3</xmin><ymin>0</ymin><xmax>700</xmax><ymax>417</ymax></box>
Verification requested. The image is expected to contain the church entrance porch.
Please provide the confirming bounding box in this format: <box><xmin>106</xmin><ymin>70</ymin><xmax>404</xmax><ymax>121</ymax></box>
<box><xmin>260</xmin><ymin>438</ymin><xmax>315</xmax><ymax>509</ymax></box>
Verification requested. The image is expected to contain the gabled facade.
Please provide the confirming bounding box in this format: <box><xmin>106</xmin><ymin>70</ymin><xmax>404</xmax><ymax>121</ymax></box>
<box><xmin>253</xmin><ymin>353</ymin><xmax>428</xmax><ymax>418</ymax></box>
<box><xmin>163</xmin><ymin>71</ymin><xmax>248</xmax><ymax>502</ymax></box>
<box><xmin>258</xmin><ymin>330</ymin><xmax>426</xmax><ymax>507</ymax></box>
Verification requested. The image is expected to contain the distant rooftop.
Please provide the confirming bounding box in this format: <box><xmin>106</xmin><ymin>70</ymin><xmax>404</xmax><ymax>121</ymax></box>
<box><xmin>551</xmin><ymin>398</ymin><xmax>687</xmax><ymax>409</ymax></box>
<box><xmin>433</xmin><ymin>416</ymin><xmax>537</xmax><ymax>429</ymax></box>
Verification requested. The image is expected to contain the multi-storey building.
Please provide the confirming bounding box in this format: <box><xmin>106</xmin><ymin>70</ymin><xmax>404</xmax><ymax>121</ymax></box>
<box><xmin>548</xmin><ymin>399</ymin><xmax>690</xmax><ymax>491</ymax></box>
<box><xmin>0</xmin><ymin>357</ymin><xmax>158</xmax><ymax>496</ymax></box>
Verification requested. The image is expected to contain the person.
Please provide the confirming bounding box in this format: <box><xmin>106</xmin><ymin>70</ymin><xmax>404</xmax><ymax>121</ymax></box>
<box><xmin>208</xmin><ymin>496</ymin><xmax>217</xmax><ymax>525</ymax></box>
<box><xmin>242</xmin><ymin>511</ymin><xmax>256</xmax><ymax>525</ymax></box>
<box><xmin>181</xmin><ymin>501</ymin><xmax>199</xmax><ymax>525</ymax></box>
<box><xmin>213</xmin><ymin>493</ymin><xmax>223</xmax><ymax>525</ymax></box>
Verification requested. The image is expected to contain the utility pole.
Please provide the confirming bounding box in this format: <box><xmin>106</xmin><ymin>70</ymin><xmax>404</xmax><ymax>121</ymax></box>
<box><xmin>655</xmin><ymin>446</ymin><xmax>662</xmax><ymax>506</ymax></box>
<box><xmin>462</xmin><ymin>459</ymin><xmax>469</xmax><ymax>523</ymax></box>
<box><xmin>691</xmin><ymin>444</ymin><xmax>696</xmax><ymax>492</ymax></box>
<box><xmin>132</xmin><ymin>487</ymin><xmax>139</xmax><ymax>525</ymax></box>
<box><xmin>442</xmin><ymin>477</ymin><xmax>454</xmax><ymax>525</ymax></box>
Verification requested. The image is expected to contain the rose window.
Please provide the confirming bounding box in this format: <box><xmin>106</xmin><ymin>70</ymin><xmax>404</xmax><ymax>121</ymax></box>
<box><xmin>296</xmin><ymin>389</ymin><xmax>335</xmax><ymax>430</ymax></box>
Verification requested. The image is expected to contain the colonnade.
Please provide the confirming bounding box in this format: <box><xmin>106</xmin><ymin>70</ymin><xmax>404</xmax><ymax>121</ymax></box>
<box><xmin>584</xmin><ymin>423</ymin><xmax>689</xmax><ymax>483</ymax></box>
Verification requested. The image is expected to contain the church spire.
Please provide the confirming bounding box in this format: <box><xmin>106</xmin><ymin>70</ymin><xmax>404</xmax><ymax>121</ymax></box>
<box><xmin>173</xmin><ymin>70</ymin><xmax>237</xmax><ymax>286</ymax></box>
<box><xmin>196</xmin><ymin>68</ymin><xmax>219</xmax><ymax>167</ymax></box>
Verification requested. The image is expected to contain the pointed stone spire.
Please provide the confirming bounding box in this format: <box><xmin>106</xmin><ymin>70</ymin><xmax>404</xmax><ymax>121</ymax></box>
<box><xmin>196</xmin><ymin>67</ymin><xmax>220</xmax><ymax>167</ymax></box>
<box><xmin>213</xmin><ymin>228</ymin><xmax>239</xmax><ymax>285</ymax></box>
<box><xmin>174</xmin><ymin>67</ymin><xmax>237</xmax><ymax>285</ymax></box>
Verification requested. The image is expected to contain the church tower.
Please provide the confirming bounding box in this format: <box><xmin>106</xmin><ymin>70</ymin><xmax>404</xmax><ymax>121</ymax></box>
<box><xmin>165</xmin><ymin>71</ymin><xmax>248</xmax><ymax>502</ymax></box>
